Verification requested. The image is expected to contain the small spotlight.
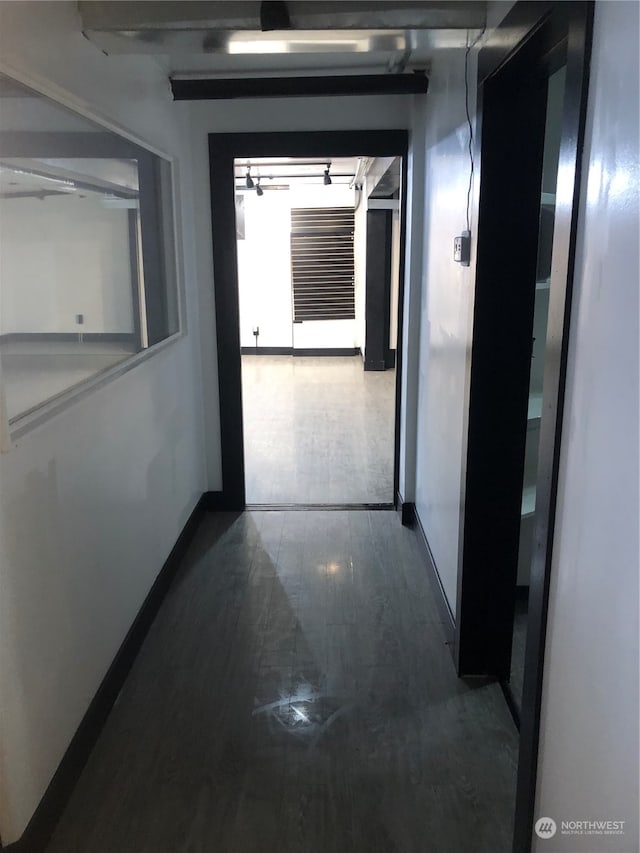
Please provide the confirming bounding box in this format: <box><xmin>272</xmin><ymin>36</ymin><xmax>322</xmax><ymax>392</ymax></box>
<box><xmin>246</xmin><ymin>168</ymin><xmax>254</xmax><ymax>189</ymax></box>
<box><xmin>256</xmin><ymin>179</ymin><xmax>264</xmax><ymax>197</ymax></box>
<box><xmin>323</xmin><ymin>164</ymin><xmax>332</xmax><ymax>185</ymax></box>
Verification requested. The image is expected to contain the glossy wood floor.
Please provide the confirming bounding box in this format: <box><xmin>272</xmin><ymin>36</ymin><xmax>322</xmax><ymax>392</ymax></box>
<box><xmin>46</xmin><ymin>510</ymin><xmax>517</xmax><ymax>853</ymax></box>
<box><xmin>241</xmin><ymin>356</ymin><xmax>396</xmax><ymax>504</ymax></box>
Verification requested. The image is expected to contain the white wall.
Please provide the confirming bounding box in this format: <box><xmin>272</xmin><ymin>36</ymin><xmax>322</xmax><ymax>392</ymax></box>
<box><xmin>397</xmin><ymin>95</ymin><xmax>428</xmax><ymax>505</ymax></box>
<box><xmin>187</xmin><ymin>95</ymin><xmax>411</xmax><ymax>489</ymax></box>
<box><xmin>413</xmin><ymin>47</ymin><xmax>480</xmax><ymax>615</ymax></box>
<box><xmin>0</xmin><ymin>1</ymin><xmax>205</xmax><ymax>843</ymax></box>
<box><xmin>237</xmin><ymin>189</ymin><xmax>292</xmax><ymax>348</ymax></box>
<box><xmin>237</xmin><ymin>183</ymin><xmax>358</xmax><ymax>350</ymax></box>
<box><xmin>0</xmin><ymin>195</ymin><xmax>134</xmax><ymax>334</ymax></box>
<box><xmin>533</xmin><ymin>2</ymin><xmax>639</xmax><ymax>850</ymax></box>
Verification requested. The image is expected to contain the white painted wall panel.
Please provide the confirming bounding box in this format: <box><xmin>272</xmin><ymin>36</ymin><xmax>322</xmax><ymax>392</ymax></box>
<box><xmin>413</xmin><ymin>49</ymin><xmax>479</xmax><ymax>616</ymax></box>
<box><xmin>533</xmin><ymin>3</ymin><xmax>640</xmax><ymax>849</ymax></box>
<box><xmin>237</xmin><ymin>184</ymin><xmax>358</xmax><ymax>350</ymax></box>
<box><xmin>292</xmin><ymin>319</ymin><xmax>357</xmax><ymax>350</ymax></box>
<box><xmin>237</xmin><ymin>190</ymin><xmax>292</xmax><ymax>348</ymax></box>
<box><xmin>397</xmin><ymin>95</ymin><xmax>428</xmax><ymax>504</ymax></box>
<box><xmin>0</xmin><ymin>195</ymin><xmax>134</xmax><ymax>334</ymax></box>
<box><xmin>0</xmin><ymin>1</ymin><xmax>206</xmax><ymax>842</ymax></box>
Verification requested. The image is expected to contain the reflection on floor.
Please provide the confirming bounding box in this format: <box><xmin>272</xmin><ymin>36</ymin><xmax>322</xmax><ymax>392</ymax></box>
<box><xmin>241</xmin><ymin>356</ymin><xmax>396</xmax><ymax>504</ymax></box>
<box><xmin>1</xmin><ymin>341</ymin><xmax>136</xmax><ymax>420</ymax></box>
<box><xmin>46</xmin><ymin>510</ymin><xmax>517</xmax><ymax>853</ymax></box>
<box><xmin>509</xmin><ymin>593</ymin><xmax>529</xmax><ymax>709</ymax></box>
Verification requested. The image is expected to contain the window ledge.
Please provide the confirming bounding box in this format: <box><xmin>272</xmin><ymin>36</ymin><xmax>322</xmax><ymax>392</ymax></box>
<box><xmin>7</xmin><ymin>331</ymin><xmax>185</xmax><ymax>442</ymax></box>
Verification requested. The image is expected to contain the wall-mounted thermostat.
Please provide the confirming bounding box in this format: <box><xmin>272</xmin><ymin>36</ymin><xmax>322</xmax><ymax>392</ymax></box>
<box><xmin>454</xmin><ymin>231</ymin><xmax>471</xmax><ymax>266</ymax></box>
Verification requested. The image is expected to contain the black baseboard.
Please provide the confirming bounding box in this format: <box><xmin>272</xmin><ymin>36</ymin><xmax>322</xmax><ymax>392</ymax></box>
<box><xmin>4</xmin><ymin>495</ymin><xmax>207</xmax><ymax>853</ymax></box>
<box><xmin>404</xmin><ymin>503</ymin><xmax>456</xmax><ymax>651</ymax></box>
<box><xmin>294</xmin><ymin>347</ymin><xmax>360</xmax><ymax>357</ymax></box>
<box><xmin>240</xmin><ymin>346</ymin><xmax>292</xmax><ymax>355</ymax></box>
<box><xmin>201</xmin><ymin>490</ymin><xmax>234</xmax><ymax>511</ymax></box>
<box><xmin>246</xmin><ymin>502</ymin><xmax>393</xmax><ymax>511</ymax></box>
<box><xmin>0</xmin><ymin>332</ymin><xmax>136</xmax><ymax>345</ymax></box>
<box><xmin>364</xmin><ymin>358</ymin><xmax>386</xmax><ymax>371</ymax></box>
<box><xmin>396</xmin><ymin>494</ymin><xmax>416</xmax><ymax>527</ymax></box>
<box><xmin>240</xmin><ymin>347</ymin><xmax>361</xmax><ymax>358</ymax></box>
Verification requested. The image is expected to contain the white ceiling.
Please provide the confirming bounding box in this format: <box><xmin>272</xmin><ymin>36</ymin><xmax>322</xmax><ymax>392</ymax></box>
<box><xmin>233</xmin><ymin>156</ymin><xmax>360</xmax><ymax>190</ymax></box>
<box><xmin>165</xmin><ymin>30</ymin><xmax>474</xmax><ymax>78</ymax></box>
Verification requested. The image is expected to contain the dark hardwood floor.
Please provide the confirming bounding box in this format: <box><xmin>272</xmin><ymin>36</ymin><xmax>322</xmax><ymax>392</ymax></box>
<box><xmin>45</xmin><ymin>510</ymin><xmax>517</xmax><ymax>853</ymax></box>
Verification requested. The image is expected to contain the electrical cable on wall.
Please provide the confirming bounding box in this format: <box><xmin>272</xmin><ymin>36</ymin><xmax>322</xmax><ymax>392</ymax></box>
<box><xmin>464</xmin><ymin>26</ymin><xmax>486</xmax><ymax>233</ymax></box>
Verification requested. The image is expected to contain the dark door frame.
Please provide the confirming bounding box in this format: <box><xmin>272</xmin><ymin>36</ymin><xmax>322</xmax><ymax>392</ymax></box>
<box><xmin>453</xmin><ymin>3</ymin><xmax>593</xmax><ymax>852</ymax></box>
<box><xmin>207</xmin><ymin>129</ymin><xmax>409</xmax><ymax>509</ymax></box>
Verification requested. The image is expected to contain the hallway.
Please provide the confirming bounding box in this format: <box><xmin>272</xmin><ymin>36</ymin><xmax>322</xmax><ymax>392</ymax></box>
<box><xmin>45</xmin><ymin>510</ymin><xmax>517</xmax><ymax>853</ymax></box>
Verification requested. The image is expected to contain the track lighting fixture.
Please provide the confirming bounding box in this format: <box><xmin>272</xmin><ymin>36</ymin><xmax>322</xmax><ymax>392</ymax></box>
<box><xmin>323</xmin><ymin>163</ymin><xmax>332</xmax><ymax>185</ymax></box>
<box><xmin>245</xmin><ymin>168</ymin><xmax>254</xmax><ymax>189</ymax></box>
<box><xmin>256</xmin><ymin>179</ymin><xmax>263</xmax><ymax>196</ymax></box>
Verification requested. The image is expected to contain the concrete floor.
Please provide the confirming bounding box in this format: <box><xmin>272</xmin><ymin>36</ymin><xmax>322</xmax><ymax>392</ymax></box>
<box><xmin>241</xmin><ymin>355</ymin><xmax>396</xmax><ymax>505</ymax></box>
<box><xmin>45</xmin><ymin>509</ymin><xmax>518</xmax><ymax>853</ymax></box>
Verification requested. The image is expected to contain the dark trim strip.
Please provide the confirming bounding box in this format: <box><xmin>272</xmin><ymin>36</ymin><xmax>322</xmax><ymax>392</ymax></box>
<box><xmin>0</xmin><ymin>332</ymin><xmax>136</xmax><ymax>345</ymax></box>
<box><xmin>404</xmin><ymin>503</ymin><xmax>456</xmax><ymax>651</ymax></box>
<box><xmin>4</xmin><ymin>496</ymin><xmax>207</xmax><ymax>853</ymax></box>
<box><xmin>245</xmin><ymin>502</ymin><xmax>394</xmax><ymax>512</ymax></box>
<box><xmin>201</xmin><ymin>490</ymin><xmax>231</xmax><ymax>511</ymax></box>
<box><xmin>293</xmin><ymin>347</ymin><xmax>361</xmax><ymax>358</ymax></box>
<box><xmin>478</xmin><ymin>1</ymin><xmax>555</xmax><ymax>82</ymax></box>
<box><xmin>397</xmin><ymin>497</ymin><xmax>415</xmax><ymax>528</ymax></box>
<box><xmin>209</xmin><ymin>130</ymin><xmax>409</xmax><ymax>511</ymax></box>
<box><xmin>241</xmin><ymin>347</ymin><xmax>364</xmax><ymax>358</ymax></box>
<box><xmin>172</xmin><ymin>73</ymin><xmax>428</xmax><ymax>101</ymax></box>
<box><xmin>455</xmin><ymin>30</ymin><xmax>550</xmax><ymax>680</ymax></box>
<box><xmin>240</xmin><ymin>346</ymin><xmax>292</xmax><ymax>356</ymax></box>
<box><xmin>514</xmin><ymin>5</ymin><xmax>594</xmax><ymax>852</ymax></box>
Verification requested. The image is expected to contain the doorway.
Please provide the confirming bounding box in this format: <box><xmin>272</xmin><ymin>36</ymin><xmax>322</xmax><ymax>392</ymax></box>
<box><xmin>234</xmin><ymin>154</ymin><xmax>400</xmax><ymax>505</ymax></box>
<box><xmin>208</xmin><ymin>131</ymin><xmax>408</xmax><ymax>509</ymax></box>
<box><xmin>452</xmin><ymin>3</ymin><xmax>593</xmax><ymax>851</ymax></box>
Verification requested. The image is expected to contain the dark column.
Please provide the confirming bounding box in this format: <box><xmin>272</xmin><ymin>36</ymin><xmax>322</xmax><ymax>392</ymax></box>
<box><xmin>364</xmin><ymin>209</ymin><xmax>392</xmax><ymax>371</ymax></box>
